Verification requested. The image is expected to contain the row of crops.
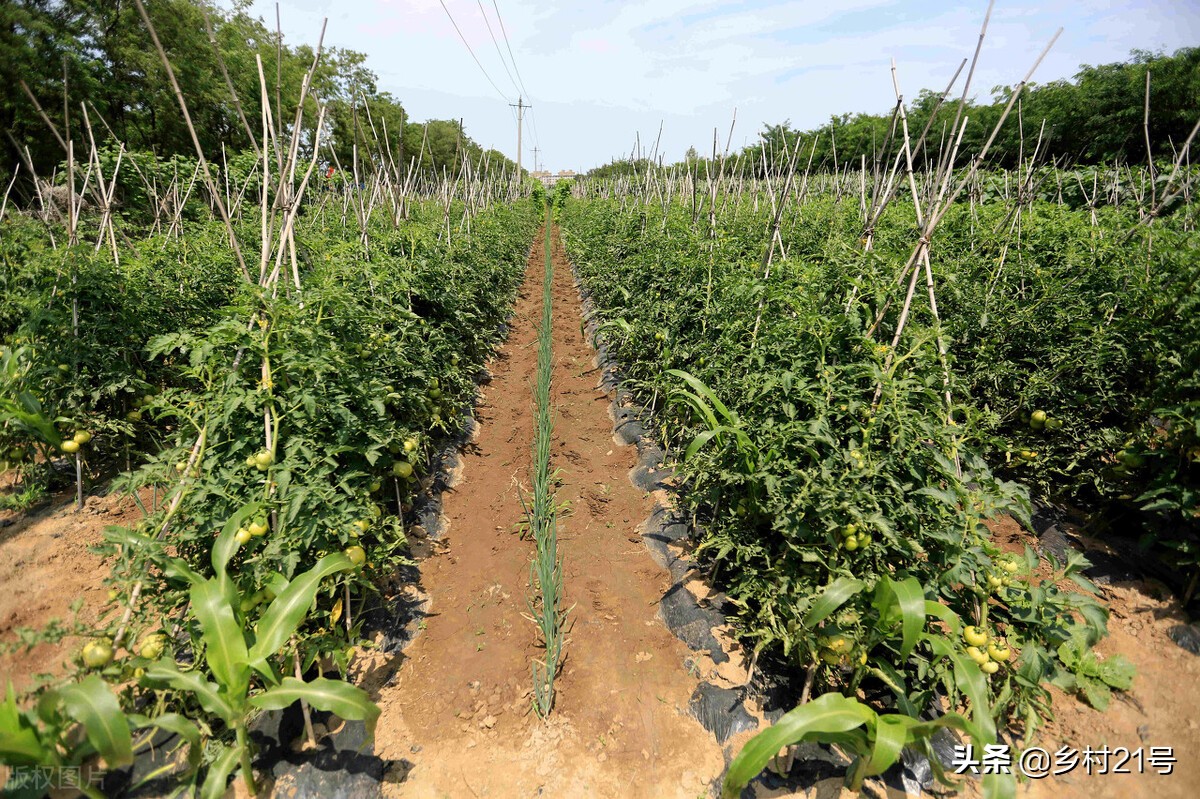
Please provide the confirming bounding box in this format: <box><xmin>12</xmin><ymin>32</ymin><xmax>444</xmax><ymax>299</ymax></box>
<box><xmin>558</xmin><ymin>163</ymin><xmax>1197</xmax><ymax>795</ymax></box>
<box><xmin>0</xmin><ymin>161</ymin><xmax>539</xmax><ymax>794</ymax></box>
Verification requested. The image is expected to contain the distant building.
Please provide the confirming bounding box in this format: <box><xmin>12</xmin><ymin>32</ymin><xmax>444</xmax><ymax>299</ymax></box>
<box><xmin>532</xmin><ymin>169</ymin><xmax>576</xmax><ymax>187</ymax></box>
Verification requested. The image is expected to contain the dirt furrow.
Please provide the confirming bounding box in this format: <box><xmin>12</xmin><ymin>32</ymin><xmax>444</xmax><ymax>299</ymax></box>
<box><xmin>370</xmin><ymin>226</ymin><xmax>724</xmax><ymax>798</ymax></box>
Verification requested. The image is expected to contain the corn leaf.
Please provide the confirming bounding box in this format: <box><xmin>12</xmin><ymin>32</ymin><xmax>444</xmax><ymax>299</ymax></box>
<box><xmin>248</xmin><ymin>553</ymin><xmax>355</xmax><ymax>675</ymax></box>
<box><xmin>190</xmin><ymin>579</ymin><xmax>251</xmax><ymax>696</ymax></box>
<box><xmin>803</xmin><ymin>577</ymin><xmax>866</xmax><ymax>628</ymax></box>
<box><xmin>721</xmin><ymin>693</ymin><xmax>874</xmax><ymax>799</ymax></box>
<box><xmin>55</xmin><ymin>675</ymin><xmax>133</xmax><ymax>768</ymax></box>
<box><xmin>250</xmin><ymin>677</ymin><xmax>380</xmax><ymax>740</ymax></box>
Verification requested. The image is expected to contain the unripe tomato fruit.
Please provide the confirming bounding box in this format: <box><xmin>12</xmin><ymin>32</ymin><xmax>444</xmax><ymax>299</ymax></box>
<box><xmin>826</xmin><ymin>635</ymin><xmax>853</xmax><ymax>655</ymax></box>
<box><xmin>73</xmin><ymin>430</ymin><xmax>92</xmax><ymax>445</ymax></box>
<box><xmin>61</xmin><ymin>440</ymin><xmax>80</xmax><ymax>454</ymax></box>
<box><xmin>980</xmin><ymin>660</ymin><xmax>1000</xmax><ymax>675</ymax></box>
<box><xmin>235</xmin><ymin>528</ymin><xmax>253</xmax><ymax>546</ymax></box>
<box><xmin>392</xmin><ymin>461</ymin><xmax>413</xmax><ymax>479</ymax></box>
<box><xmin>138</xmin><ymin>633</ymin><xmax>166</xmax><ymax>660</ymax></box>
<box><xmin>81</xmin><ymin>639</ymin><xmax>114</xmax><ymax>669</ymax></box>
<box><xmin>963</xmin><ymin>626</ymin><xmax>988</xmax><ymax>647</ymax></box>
<box><xmin>254</xmin><ymin>450</ymin><xmax>274</xmax><ymax>470</ymax></box>
<box><xmin>345</xmin><ymin>545</ymin><xmax>367</xmax><ymax>567</ymax></box>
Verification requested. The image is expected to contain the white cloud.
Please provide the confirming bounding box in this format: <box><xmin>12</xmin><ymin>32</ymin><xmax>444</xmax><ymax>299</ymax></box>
<box><xmin>224</xmin><ymin>0</ymin><xmax>1200</xmax><ymax>171</ymax></box>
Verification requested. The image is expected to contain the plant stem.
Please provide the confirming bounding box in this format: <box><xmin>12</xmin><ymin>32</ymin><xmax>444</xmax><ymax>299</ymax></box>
<box><xmin>237</xmin><ymin>722</ymin><xmax>258</xmax><ymax>796</ymax></box>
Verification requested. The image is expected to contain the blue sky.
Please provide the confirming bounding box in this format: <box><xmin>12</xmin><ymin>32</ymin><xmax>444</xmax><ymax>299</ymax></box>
<box><xmin>225</xmin><ymin>1</ymin><xmax>1200</xmax><ymax>172</ymax></box>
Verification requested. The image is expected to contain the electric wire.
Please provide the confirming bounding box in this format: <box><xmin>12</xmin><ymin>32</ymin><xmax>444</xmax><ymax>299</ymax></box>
<box><xmin>437</xmin><ymin>0</ymin><xmax>511</xmax><ymax>102</ymax></box>
<box><xmin>491</xmin><ymin>0</ymin><xmax>532</xmax><ymax>100</ymax></box>
<box><xmin>487</xmin><ymin>0</ymin><xmax>541</xmax><ymax>164</ymax></box>
<box><xmin>476</xmin><ymin>0</ymin><xmax>520</xmax><ymax>97</ymax></box>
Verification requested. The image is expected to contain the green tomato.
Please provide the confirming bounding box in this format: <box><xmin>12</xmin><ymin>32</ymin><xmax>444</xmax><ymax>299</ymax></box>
<box><xmin>1118</xmin><ymin>449</ymin><xmax>1145</xmax><ymax>468</ymax></box>
<box><xmin>963</xmin><ymin>626</ymin><xmax>989</xmax><ymax>647</ymax></box>
<box><xmin>392</xmin><ymin>461</ymin><xmax>414</xmax><ymax>479</ymax></box>
<box><xmin>81</xmin><ymin>639</ymin><xmax>114</xmax><ymax>669</ymax></box>
<box><xmin>254</xmin><ymin>450</ymin><xmax>274</xmax><ymax>470</ymax></box>
<box><xmin>138</xmin><ymin>633</ymin><xmax>166</xmax><ymax>660</ymax></box>
<box><xmin>344</xmin><ymin>545</ymin><xmax>367</xmax><ymax>568</ymax></box>
<box><xmin>235</xmin><ymin>528</ymin><xmax>253</xmax><ymax>546</ymax></box>
<box><xmin>825</xmin><ymin>635</ymin><xmax>853</xmax><ymax>655</ymax></box>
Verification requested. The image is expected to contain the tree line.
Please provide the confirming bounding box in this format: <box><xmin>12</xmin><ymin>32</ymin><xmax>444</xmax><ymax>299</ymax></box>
<box><xmin>1</xmin><ymin>0</ymin><xmax>518</xmax><ymax>203</ymax></box>
<box><xmin>590</xmin><ymin>47</ymin><xmax>1199</xmax><ymax>179</ymax></box>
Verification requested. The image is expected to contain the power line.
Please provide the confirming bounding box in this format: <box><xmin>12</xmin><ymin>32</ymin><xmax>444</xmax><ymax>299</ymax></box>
<box><xmin>438</xmin><ymin>0</ymin><xmax>511</xmax><ymax>102</ymax></box>
<box><xmin>476</xmin><ymin>0</ymin><xmax>520</xmax><ymax>97</ymax></box>
<box><xmin>491</xmin><ymin>0</ymin><xmax>531</xmax><ymax>101</ymax></box>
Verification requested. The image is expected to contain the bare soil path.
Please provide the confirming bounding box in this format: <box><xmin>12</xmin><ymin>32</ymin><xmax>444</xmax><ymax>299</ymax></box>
<box><xmin>0</xmin><ymin>488</ymin><xmax>132</xmax><ymax>695</ymax></box>
<box><xmin>368</xmin><ymin>225</ymin><xmax>725</xmax><ymax>797</ymax></box>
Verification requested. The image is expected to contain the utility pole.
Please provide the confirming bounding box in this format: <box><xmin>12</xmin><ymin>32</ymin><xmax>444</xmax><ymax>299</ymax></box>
<box><xmin>510</xmin><ymin>96</ymin><xmax>530</xmax><ymax>177</ymax></box>
<box><xmin>533</xmin><ymin>146</ymin><xmax>540</xmax><ymax>172</ymax></box>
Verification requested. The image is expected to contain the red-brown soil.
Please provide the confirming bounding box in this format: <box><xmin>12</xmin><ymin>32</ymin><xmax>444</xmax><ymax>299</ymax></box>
<box><xmin>365</xmin><ymin>226</ymin><xmax>726</xmax><ymax>797</ymax></box>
